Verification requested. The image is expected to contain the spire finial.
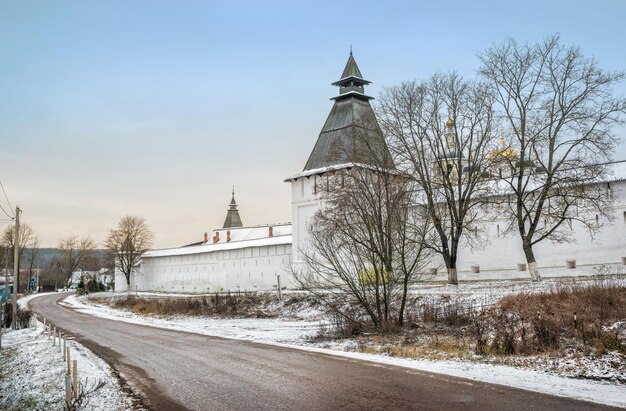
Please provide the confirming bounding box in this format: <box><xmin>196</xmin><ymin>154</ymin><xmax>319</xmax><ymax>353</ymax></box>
<box><xmin>350</xmin><ymin>44</ymin><xmax>353</xmax><ymax>56</ymax></box>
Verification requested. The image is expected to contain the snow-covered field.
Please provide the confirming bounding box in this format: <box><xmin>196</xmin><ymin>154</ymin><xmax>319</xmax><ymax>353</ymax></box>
<box><xmin>0</xmin><ymin>319</ymin><xmax>132</xmax><ymax>410</ymax></box>
<box><xmin>66</xmin><ymin>287</ymin><xmax>626</xmax><ymax>408</ymax></box>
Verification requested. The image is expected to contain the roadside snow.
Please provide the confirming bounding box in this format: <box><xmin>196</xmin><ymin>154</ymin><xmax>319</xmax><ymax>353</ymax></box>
<box><xmin>0</xmin><ymin>320</ymin><xmax>132</xmax><ymax>410</ymax></box>
<box><xmin>63</xmin><ymin>294</ymin><xmax>321</xmax><ymax>343</ymax></box>
<box><xmin>65</xmin><ymin>293</ymin><xmax>626</xmax><ymax>408</ymax></box>
<box><xmin>17</xmin><ymin>292</ymin><xmax>58</xmax><ymax>309</ymax></box>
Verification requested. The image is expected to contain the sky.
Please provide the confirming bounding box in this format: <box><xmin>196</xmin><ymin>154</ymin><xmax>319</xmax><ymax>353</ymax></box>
<box><xmin>1</xmin><ymin>0</ymin><xmax>625</xmax><ymax>248</ymax></box>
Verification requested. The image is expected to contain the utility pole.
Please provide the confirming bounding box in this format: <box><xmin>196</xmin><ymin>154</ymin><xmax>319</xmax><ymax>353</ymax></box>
<box><xmin>3</xmin><ymin>248</ymin><xmax>8</xmax><ymax>302</ymax></box>
<box><xmin>11</xmin><ymin>205</ymin><xmax>20</xmax><ymax>330</ymax></box>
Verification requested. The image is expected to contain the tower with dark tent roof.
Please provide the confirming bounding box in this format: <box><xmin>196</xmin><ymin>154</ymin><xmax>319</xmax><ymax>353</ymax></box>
<box><xmin>222</xmin><ymin>189</ymin><xmax>243</xmax><ymax>228</ymax></box>
<box><xmin>302</xmin><ymin>52</ymin><xmax>394</xmax><ymax>171</ymax></box>
<box><xmin>286</xmin><ymin>53</ymin><xmax>394</xmax><ymax>263</ymax></box>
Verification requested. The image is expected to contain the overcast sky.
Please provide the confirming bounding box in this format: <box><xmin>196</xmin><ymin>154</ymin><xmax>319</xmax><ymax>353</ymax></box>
<box><xmin>1</xmin><ymin>0</ymin><xmax>625</xmax><ymax>248</ymax></box>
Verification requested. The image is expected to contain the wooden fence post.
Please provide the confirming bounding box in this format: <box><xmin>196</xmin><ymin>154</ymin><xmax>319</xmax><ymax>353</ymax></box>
<box><xmin>65</xmin><ymin>375</ymin><xmax>72</xmax><ymax>410</ymax></box>
<box><xmin>72</xmin><ymin>359</ymin><xmax>78</xmax><ymax>399</ymax></box>
<box><xmin>67</xmin><ymin>347</ymin><xmax>71</xmax><ymax>375</ymax></box>
<box><xmin>63</xmin><ymin>337</ymin><xmax>67</xmax><ymax>361</ymax></box>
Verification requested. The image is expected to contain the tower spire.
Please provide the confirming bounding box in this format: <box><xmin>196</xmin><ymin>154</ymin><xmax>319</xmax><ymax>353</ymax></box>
<box><xmin>300</xmin><ymin>53</ymin><xmax>394</xmax><ymax>172</ymax></box>
<box><xmin>223</xmin><ymin>188</ymin><xmax>243</xmax><ymax>228</ymax></box>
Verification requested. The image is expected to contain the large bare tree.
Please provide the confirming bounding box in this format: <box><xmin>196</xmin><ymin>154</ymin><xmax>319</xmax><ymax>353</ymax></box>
<box><xmin>479</xmin><ymin>35</ymin><xmax>625</xmax><ymax>281</ymax></box>
<box><xmin>294</xmin><ymin>127</ymin><xmax>434</xmax><ymax>328</ymax></box>
<box><xmin>104</xmin><ymin>215</ymin><xmax>153</xmax><ymax>288</ymax></box>
<box><xmin>377</xmin><ymin>73</ymin><xmax>498</xmax><ymax>285</ymax></box>
<box><xmin>57</xmin><ymin>235</ymin><xmax>96</xmax><ymax>283</ymax></box>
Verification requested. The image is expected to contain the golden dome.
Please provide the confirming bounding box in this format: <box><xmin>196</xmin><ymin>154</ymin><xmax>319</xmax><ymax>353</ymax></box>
<box><xmin>488</xmin><ymin>135</ymin><xmax>518</xmax><ymax>159</ymax></box>
<box><xmin>446</xmin><ymin>118</ymin><xmax>455</xmax><ymax>128</ymax></box>
<box><xmin>488</xmin><ymin>147</ymin><xmax>518</xmax><ymax>159</ymax></box>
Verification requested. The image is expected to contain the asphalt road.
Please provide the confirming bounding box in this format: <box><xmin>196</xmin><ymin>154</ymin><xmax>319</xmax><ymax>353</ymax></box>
<box><xmin>29</xmin><ymin>292</ymin><xmax>614</xmax><ymax>411</ymax></box>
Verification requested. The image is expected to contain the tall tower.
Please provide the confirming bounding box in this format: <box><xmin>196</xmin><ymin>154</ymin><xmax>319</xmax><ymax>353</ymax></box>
<box><xmin>222</xmin><ymin>189</ymin><xmax>243</xmax><ymax>228</ymax></box>
<box><xmin>286</xmin><ymin>53</ymin><xmax>394</xmax><ymax>263</ymax></box>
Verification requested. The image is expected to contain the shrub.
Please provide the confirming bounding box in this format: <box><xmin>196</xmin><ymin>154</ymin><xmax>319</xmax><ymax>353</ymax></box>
<box><xmin>2</xmin><ymin>303</ymin><xmax>32</xmax><ymax>329</ymax></box>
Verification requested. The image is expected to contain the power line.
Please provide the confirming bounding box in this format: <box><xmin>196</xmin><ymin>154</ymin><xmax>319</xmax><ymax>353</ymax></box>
<box><xmin>0</xmin><ymin>203</ymin><xmax>12</xmax><ymax>220</ymax></box>
<box><xmin>0</xmin><ymin>179</ymin><xmax>13</xmax><ymax>217</ymax></box>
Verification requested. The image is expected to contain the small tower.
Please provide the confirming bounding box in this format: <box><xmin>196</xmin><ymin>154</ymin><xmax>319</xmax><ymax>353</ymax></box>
<box><xmin>222</xmin><ymin>189</ymin><xmax>243</xmax><ymax>228</ymax></box>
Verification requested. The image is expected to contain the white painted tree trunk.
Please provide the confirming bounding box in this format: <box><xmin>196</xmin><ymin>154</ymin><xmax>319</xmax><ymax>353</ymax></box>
<box><xmin>529</xmin><ymin>262</ymin><xmax>541</xmax><ymax>282</ymax></box>
<box><xmin>447</xmin><ymin>267</ymin><xmax>458</xmax><ymax>285</ymax></box>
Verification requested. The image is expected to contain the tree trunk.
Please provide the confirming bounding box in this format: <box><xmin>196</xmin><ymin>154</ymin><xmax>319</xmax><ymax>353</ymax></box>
<box><xmin>447</xmin><ymin>267</ymin><xmax>458</xmax><ymax>285</ymax></box>
<box><xmin>523</xmin><ymin>242</ymin><xmax>541</xmax><ymax>282</ymax></box>
<box><xmin>397</xmin><ymin>279</ymin><xmax>410</xmax><ymax>327</ymax></box>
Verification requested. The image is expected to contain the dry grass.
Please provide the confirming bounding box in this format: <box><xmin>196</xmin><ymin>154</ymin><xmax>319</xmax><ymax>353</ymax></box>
<box><xmin>89</xmin><ymin>292</ymin><xmax>323</xmax><ymax>319</ymax></box>
<box><xmin>496</xmin><ymin>281</ymin><xmax>626</xmax><ymax>355</ymax></box>
<box><xmin>90</xmin><ymin>293</ymin><xmax>278</xmax><ymax>318</ymax></box>
<box><xmin>320</xmin><ymin>280</ymin><xmax>626</xmax><ymax>362</ymax></box>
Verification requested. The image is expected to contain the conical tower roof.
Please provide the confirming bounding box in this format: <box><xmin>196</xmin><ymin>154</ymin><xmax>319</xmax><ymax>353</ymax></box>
<box><xmin>223</xmin><ymin>189</ymin><xmax>243</xmax><ymax>228</ymax></box>
<box><xmin>340</xmin><ymin>52</ymin><xmax>364</xmax><ymax>79</ymax></box>
<box><xmin>303</xmin><ymin>53</ymin><xmax>394</xmax><ymax>172</ymax></box>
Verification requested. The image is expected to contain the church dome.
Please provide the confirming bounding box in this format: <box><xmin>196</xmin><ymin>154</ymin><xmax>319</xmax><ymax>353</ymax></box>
<box><xmin>488</xmin><ymin>135</ymin><xmax>518</xmax><ymax>160</ymax></box>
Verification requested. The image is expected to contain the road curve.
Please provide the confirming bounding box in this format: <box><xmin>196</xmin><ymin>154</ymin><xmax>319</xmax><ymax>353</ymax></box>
<box><xmin>29</xmin><ymin>292</ymin><xmax>613</xmax><ymax>411</ymax></box>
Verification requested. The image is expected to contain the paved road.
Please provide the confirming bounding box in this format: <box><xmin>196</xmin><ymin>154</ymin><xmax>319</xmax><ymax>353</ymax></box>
<box><xmin>30</xmin><ymin>292</ymin><xmax>613</xmax><ymax>411</ymax></box>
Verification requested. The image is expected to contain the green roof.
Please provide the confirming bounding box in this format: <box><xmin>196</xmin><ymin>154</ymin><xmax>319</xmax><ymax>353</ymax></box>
<box><xmin>303</xmin><ymin>54</ymin><xmax>394</xmax><ymax>172</ymax></box>
<box><xmin>223</xmin><ymin>190</ymin><xmax>243</xmax><ymax>228</ymax></box>
<box><xmin>341</xmin><ymin>52</ymin><xmax>363</xmax><ymax>79</ymax></box>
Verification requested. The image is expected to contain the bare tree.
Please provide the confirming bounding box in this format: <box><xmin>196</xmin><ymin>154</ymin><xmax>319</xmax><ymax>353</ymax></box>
<box><xmin>104</xmin><ymin>215</ymin><xmax>153</xmax><ymax>288</ymax></box>
<box><xmin>294</xmin><ymin>128</ymin><xmax>434</xmax><ymax>328</ymax></box>
<box><xmin>24</xmin><ymin>234</ymin><xmax>40</xmax><ymax>291</ymax></box>
<box><xmin>1</xmin><ymin>223</ymin><xmax>36</xmax><ymax>292</ymax></box>
<box><xmin>58</xmin><ymin>235</ymin><xmax>96</xmax><ymax>283</ymax></box>
<box><xmin>377</xmin><ymin>73</ymin><xmax>498</xmax><ymax>285</ymax></box>
<box><xmin>479</xmin><ymin>34</ymin><xmax>626</xmax><ymax>281</ymax></box>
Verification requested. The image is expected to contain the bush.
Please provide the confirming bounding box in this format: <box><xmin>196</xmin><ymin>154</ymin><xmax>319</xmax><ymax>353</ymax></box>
<box><xmin>2</xmin><ymin>303</ymin><xmax>32</xmax><ymax>329</ymax></box>
<box><xmin>92</xmin><ymin>292</ymin><xmax>278</xmax><ymax>318</ymax></box>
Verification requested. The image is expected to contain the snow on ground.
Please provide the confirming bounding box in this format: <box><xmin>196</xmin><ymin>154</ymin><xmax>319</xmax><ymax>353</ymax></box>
<box><xmin>411</xmin><ymin>275</ymin><xmax>626</xmax><ymax>306</ymax></box>
<box><xmin>0</xmin><ymin>319</ymin><xmax>133</xmax><ymax>410</ymax></box>
<box><xmin>64</xmin><ymin>294</ymin><xmax>322</xmax><ymax>343</ymax></box>
<box><xmin>17</xmin><ymin>292</ymin><xmax>58</xmax><ymax>309</ymax></box>
<box><xmin>66</xmin><ymin>291</ymin><xmax>626</xmax><ymax>408</ymax></box>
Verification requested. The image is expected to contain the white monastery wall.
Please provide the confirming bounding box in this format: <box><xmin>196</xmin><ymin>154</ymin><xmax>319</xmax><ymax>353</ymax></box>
<box><xmin>290</xmin><ymin>174</ymin><xmax>324</xmax><ymax>263</ymax></box>
<box><xmin>115</xmin><ymin>226</ymin><xmax>294</xmax><ymax>293</ymax></box>
<box><xmin>456</xmin><ymin>180</ymin><xmax>626</xmax><ymax>273</ymax></box>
